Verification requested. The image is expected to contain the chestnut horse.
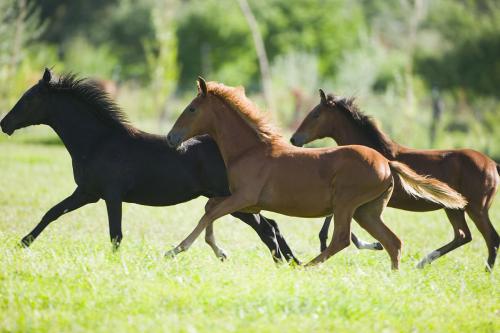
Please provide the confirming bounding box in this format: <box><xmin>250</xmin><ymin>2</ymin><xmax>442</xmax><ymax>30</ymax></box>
<box><xmin>166</xmin><ymin>78</ymin><xmax>467</xmax><ymax>269</ymax></box>
<box><xmin>291</xmin><ymin>90</ymin><xmax>500</xmax><ymax>270</ymax></box>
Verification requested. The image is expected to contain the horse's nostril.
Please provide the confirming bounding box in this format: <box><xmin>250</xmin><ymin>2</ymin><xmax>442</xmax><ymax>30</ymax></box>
<box><xmin>167</xmin><ymin>134</ymin><xmax>172</xmax><ymax>142</ymax></box>
<box><xmin>290</xmin><ymin>137</ymin><xmax>296</xmax><ymax>145</ymax></box>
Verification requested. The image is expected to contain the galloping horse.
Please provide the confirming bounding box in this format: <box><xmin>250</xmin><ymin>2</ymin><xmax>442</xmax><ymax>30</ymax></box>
<box><xmin>0</xmin><ymin>68</ymin><xmax>301</xmax><ymax>263</ymax></box>
<box><xmin>291</xmin><ymin>90</ymin><xmax>500</xmax><ymax>270</ymax></box>
<box><xmin>166</xmin><ymin>78</ymin><xmax>467</xmax><ymax>269</ymax></box>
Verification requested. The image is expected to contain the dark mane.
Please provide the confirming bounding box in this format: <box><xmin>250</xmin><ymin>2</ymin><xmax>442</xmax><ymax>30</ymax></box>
<box><xmin>329</xmin><ymin>94</ymin><xmax>395</xmax><ymax>157</ymax></box>
<box><xmin>48</xmin><ymin>73</ymin><xmax>134</xmax><ymax>134</ymax></box>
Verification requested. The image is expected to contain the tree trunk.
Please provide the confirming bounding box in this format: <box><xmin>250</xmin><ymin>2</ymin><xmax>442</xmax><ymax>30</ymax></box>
<box><xmin>236</xmin><ymin>0</ymin><xmax>275</xmax><ymax>114</ymax></box>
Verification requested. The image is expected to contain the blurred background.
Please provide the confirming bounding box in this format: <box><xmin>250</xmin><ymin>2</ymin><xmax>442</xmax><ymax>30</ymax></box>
<box><xmin>1</xmin><ymin>0</ymin><xmax>499</xmax><ymax>158</ymax></box>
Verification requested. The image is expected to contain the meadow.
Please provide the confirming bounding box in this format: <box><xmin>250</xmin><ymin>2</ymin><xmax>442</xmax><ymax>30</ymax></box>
<box><xmin>0</xmin><ymin>127</ymin><xmax>498</xmax><ymax>333</ymax></box>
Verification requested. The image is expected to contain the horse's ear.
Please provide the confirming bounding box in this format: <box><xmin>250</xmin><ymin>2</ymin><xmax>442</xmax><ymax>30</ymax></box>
<box><xmin>319</xmin><ymin>89</ymin><xmax>327</xmax><ymax>104</ymax></box>
<box><xmin>42</xmin><ymin>67</ymin><xmax>52</xmax><ymax>83</ymax></box>
<box><xmin>197</xmin><ymin>76</ymin><xmax>207</xmax><ymax>97</ymax></box>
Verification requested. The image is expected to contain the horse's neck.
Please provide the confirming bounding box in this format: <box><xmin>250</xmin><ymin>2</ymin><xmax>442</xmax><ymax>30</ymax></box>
<box><xmin>211</xmin><ymin>107</ymin><xmax>266</xmax><ymax>166</ymax></box>
<box><xmin>331</xmin><ymin>121</ymin><xmax>372</xmax><ymax>146</ymax></box>
<box><xmin>330</xmin><ymin>115</ymin><xmax>398</xmax><ymax>157</ymax></box>
<box><xmin>47</xmin><ymin>97</ymin><xmax>116</xmax><ymax>160</ymax></box>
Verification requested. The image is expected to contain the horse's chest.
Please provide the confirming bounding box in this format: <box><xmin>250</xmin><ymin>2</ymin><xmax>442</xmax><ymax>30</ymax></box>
<box><xmin>72</xmin><ymin>161</ymin><xmax>87</xmax><ymax>185</ymax></box>
<box><xmin>71</xmin><ymin>159</ymin><xmax>111</xmax><ymax>190</ymax></box>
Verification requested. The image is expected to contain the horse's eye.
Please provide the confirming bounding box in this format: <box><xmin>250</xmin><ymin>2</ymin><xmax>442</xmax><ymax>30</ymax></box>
<box><xmin>188</xmin><ymin>107</ymin><xmax>196</xmax><ymax>113</ymax></box>
<box><xmin>312</xmin><ymin>111</ymin><xmax>320</xmax><ymax>119</ymax></box>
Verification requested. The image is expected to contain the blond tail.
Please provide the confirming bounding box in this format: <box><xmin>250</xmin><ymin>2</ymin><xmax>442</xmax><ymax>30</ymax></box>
<box><xmin>389</xmin><ymin>161</ymin><xmax>467</xmax><ymax>209</ymax></box>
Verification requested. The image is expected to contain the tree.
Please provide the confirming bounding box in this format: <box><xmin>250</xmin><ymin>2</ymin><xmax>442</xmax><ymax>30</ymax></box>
<box><xmin>146</xmin><ymin>0</ymin><xmax>180</xmax><ymax>121</ymax></box>
<box><xmin>416</xmin><ymin>0</ymin><xmax>500</xmax><ymax>99</ymax></box>
<box><xmin>236</xmin><ymin>0</ymin><xmax>274</xmax><ymax>113</ymax></box>
<box><xmin>0</xmin><ymin>0</ymin><xmax>45</xmax><ymax>110</ymax></box>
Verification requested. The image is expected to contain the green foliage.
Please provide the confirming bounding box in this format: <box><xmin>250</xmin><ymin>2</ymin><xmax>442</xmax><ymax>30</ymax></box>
<box><xmin>1</xmin><ymin>0</ymin><xmax>499</xmax><ymax>156</ymax></box>
<box><xmin>37</xmin><ymin>0</ymin><xmax>119</xmax><ymax>44</ymax></box>
<box><xmin>62</xmin><ymin>37</ymin><xmax>119</xmax><ymax>79</ymax></box>
<box><xmin>176</xmin><ymin>0</ymin><xmax>366</xmax><ymax>88</ymax></box>
<box><xmin>0</xmin><ymin>0</ymin><xmax>45</xmax><ymax>111</ymax></box>
<box><xmin>145</xmin><ymin>0</ymin><xmax>180</xmax><ymax>113</ymax></box>
<box><xmin>416</xmin><ymin>0</ymin><xmax>500</xmax><ymax>98</ymax></box>
<box><xmin>255</xmin><ymin>0</ymin><xmax>366</xmax><ymax>77</ymax></box>
<box><xmin>176</xmin><ymin>0</ymin><xmax>257</xmax><ymax>88</ymax></box>
<box><xmin>103</xmin><ymin>0</ymin><xmax>156</xmax><ymax>80</ymax></box>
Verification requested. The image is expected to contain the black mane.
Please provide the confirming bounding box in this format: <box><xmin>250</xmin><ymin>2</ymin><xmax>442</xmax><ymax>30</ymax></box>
<box><xmin>48</xmin><ymin>73</ymin><xmax>134</xmax><ymax>133</ymax></box>
<box><xmin>329</xmin><ymin>94</ymin><xmax>395</xmax><ymax>157</ymax></box>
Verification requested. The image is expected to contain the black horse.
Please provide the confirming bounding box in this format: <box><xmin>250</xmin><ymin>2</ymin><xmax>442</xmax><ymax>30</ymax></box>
<box><xmin>0</xmin><ymin>69</ymin><xmax>379</xmax><ymax>262</ymax></box>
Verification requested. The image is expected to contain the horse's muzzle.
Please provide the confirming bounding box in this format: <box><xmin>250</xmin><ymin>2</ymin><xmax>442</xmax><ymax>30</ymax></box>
<box><xmin>166</xmin><ymin>131</ymin><xmax>183</xmax><ymax>148</ymax></box>
<box><xmin>290</xmin><ymin>133</ymin><xmax>306</xmax><ymax>147</ymax></box>
<box><xmin>0</xmin><ymin>118</ymin><xmax>14</xmax><ymax>136</ymax></box>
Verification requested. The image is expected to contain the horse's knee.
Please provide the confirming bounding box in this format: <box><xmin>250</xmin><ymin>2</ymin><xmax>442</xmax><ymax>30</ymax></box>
<box><xmin>331</xmin><ymin>232</ymin><xmax>350</xmax><ymax>251</ymax></box>
<box><xmin>339</xmin><ymin>236</ymin><xmax>351</xmax><ymax>250</ymax></box>
<box><xmin>458</xmin><ymin>230</ymin><xmax>472</xmax><ymax>244</ymax></box>
<box><xmin>393</xmin><ymin>237</ymin><xmax>403</xmax><ymax>251</ymax></box>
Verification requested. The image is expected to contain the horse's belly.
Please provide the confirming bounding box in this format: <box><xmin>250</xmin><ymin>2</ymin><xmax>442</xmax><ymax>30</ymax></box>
<box><xmin>258</xmin><ymin>202</ymin><xmax>332</xmax><ymax>218</ymax></box>
<box><xmin>258</xmin><ymin>187</ymin><xmax>333</xmax><ymax>218</ymax></box>
<box><xmin>122</xmin><ymin>181</ymin><xmax>200</xmax><ymax>206</ymax></box>
<box><xmin>256</xmin><ymin>169</ymin><xmax>334</xmax><ymax>217</ymax></box>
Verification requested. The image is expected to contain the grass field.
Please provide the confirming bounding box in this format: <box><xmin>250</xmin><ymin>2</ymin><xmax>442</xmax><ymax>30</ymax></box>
<box><xmin>0</xmin><ymin>127</ymin><xmax>499</xmax><ymax>332</ymax></box>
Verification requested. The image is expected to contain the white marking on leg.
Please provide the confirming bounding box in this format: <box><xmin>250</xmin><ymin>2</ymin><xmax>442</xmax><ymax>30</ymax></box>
<box><xmin>357</xmin><ymin>239</ymin><xmax>380</xmax><ymax>250</ymax></box>
<box><xmin>63</xmin><ymin>209</ymin><xmax>68</xmax><ymax>213</ymax></box>
<box><xmin>416</xmin><ymin>250</ymin><xmax>441</xmax><ymax>269</ymax></box>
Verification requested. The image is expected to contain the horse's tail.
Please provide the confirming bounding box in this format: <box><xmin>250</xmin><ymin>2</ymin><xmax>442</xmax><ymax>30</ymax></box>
<box><xmin>388</xmin><ymin>161</ymin><xmax>467</xmax><ymax>210</ymax></box>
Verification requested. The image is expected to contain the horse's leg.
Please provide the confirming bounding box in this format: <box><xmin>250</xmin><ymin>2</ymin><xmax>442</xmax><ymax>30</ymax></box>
<box><xmin>466</xmin><ymin>207</ymin><xmax>499</xmax><ymax>271</ymax></box>
<box><xmin>166</xmin><ymin>194</ymin><xmax>251</xmax><ymax>257</ymax></box>
<box><xmin>355</xmin><ymin>215</ymin><xmax>402</xmax><ymax>270</ymax></box>
<box><xmin>353</xmin><ymin>187</ymin><xmax>402</xmax><ymax>270</ymax></box>
<box><xmin>262</xmin><ymin>216</ymin><xmax>301</xmax><ymax>264</ymax></box>
<box><xmin>20</xmin><ymin>188</ymin><xmax>97</xmax><ymax>247</ymax></box>
<box><xmin>319</xmin><ymin>216</ymin><xmax>331</xmax><ymax>252</ymax></box>
<box><xmin>351</xmin><ymin>232</ymin><xmax>384</xmax><ymax>251</ymax></box>
<box><xmin>205</xmin><ymin>222</ymin><xmax>228</xmax><ymax>261</ymax></box>
<box><xmin>416</xmin><ymin>209</ymin><xmax>471</xmax><ymax>269</ymax></box>
<box><xmin>230</xmin><ymin>212</ymin><xmax>283</xmax><ymax>262</ymax></box>
<box><xmin>202</xmin><ymin>197</ymin><xmax>230</xmax><ymax>260</ymax></box>
<box><xmin>305</xmin><ymin>209</ymin><xmax>354</xmax><ymax>266</ymax></box>
<box><xmin>320</xmin><ymin>216</ymin><xmax>382</xmax><ymax>252</ymax></box>
<box><xmin>105</xmin><ymin>198</ymin><xmax>122</xmax><ymax>250</ymax></box>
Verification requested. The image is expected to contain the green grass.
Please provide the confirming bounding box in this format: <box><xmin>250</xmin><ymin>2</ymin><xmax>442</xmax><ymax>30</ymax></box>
<box><xmin>0</xmin><ymin>127</ymin><xmax>499</xmax><ymax>332</ymax></box>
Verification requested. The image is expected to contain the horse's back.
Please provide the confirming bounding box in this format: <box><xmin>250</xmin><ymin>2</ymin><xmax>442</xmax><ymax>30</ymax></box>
<box><xmin>395</xmin><ymin>147</ymin><xmax>498</xmax><ymax>206</ymax></box>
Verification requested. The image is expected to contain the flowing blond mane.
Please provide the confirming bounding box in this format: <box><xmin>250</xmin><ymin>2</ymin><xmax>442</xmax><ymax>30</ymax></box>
<box><xmin>206</xmin><ymin>82</ymin><xmax>283</xmax><ymax>144</ymax></box>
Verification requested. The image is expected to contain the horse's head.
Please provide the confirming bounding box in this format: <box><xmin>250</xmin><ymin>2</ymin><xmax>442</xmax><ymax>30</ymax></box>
<box><xmin>1</xmin><ymin>68</ymin><xmax>53</xmax><ymax>136</ymax></box>
<box><xmin>167</xmin><ymin>77</ymin><xmax>215</xmax><ymax>148</ymax></box>
<box><xmin>290</xmin><ymin>89</ymin><xmax>341</xmax><ymax>146</ymax></box>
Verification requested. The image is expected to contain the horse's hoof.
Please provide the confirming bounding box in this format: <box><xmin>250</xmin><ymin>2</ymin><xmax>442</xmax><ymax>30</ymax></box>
<box><xmin>19</xmin><ymin>236</ymin><xmax>33</xmax><ymax>248</ymax></box>
<box><xmin>217</xmin><ymin>249</ymin><xmax>228</xmax><ymax>261</ymax></box>
<box><xmin>165</xmin><ymin>249</ymin><xmax>177</xmax><ymax>259</ymax></box>
<box><xmin>288</xmin><ymin>257</ymin><xmax>302</xmax><ymax>267</ymax></box>
<box><xmin>416</xmin><ymin>261</ymin><xmax>427</xmax><ymax>269</ymax></box>
<box><xmin>373</xmin><ymin>242</ymin><xmax>384</xmax><ymax>251</ymax></box>
<box><xmin>111</xmin><ymin>243</ymin><xmax>121</xmax><ymax>252</ymax></box>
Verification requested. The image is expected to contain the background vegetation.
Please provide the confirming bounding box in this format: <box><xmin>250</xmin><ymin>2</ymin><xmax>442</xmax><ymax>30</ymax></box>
<box><xmin>1</xmin><ymin>1</ymin><xmax>499</xmax><ymax>332</ymax></box>
<box><xmin>1</xmin><ymin>0</ymin><xmax>499</xmax><ymax>155</ymax></box>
